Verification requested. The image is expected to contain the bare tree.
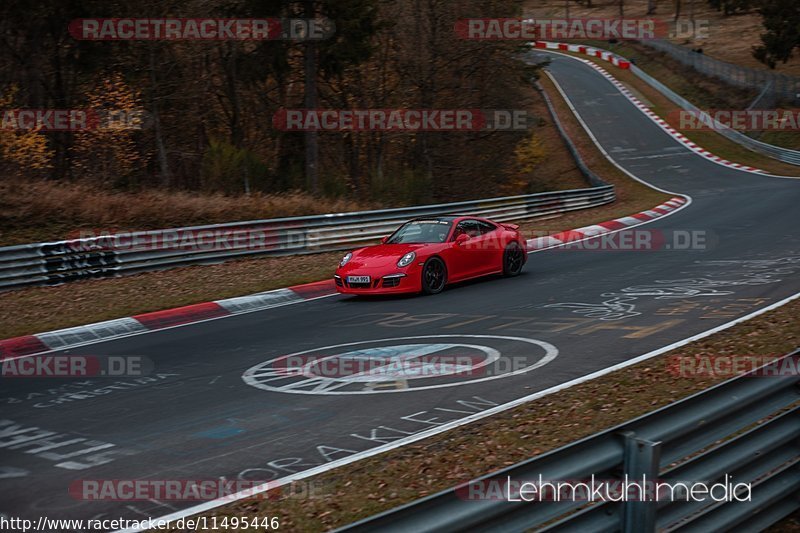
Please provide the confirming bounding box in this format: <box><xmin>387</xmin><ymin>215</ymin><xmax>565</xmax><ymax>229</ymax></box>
<box><xmin>303</xmin><ymin>0</ymin><xmax>319</xmax><ymax>194</ymax></box>
<box><xmin>148</xmin><ymin>46</ymin><xmax>172</xmax><ymax>186</ymax></box>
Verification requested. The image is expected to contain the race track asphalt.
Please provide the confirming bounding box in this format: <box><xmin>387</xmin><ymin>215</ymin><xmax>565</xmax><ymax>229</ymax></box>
<box><xmin>1</xmin><ymin>51</ymin><xmax>798</xmax><ymax>527</ymax></box>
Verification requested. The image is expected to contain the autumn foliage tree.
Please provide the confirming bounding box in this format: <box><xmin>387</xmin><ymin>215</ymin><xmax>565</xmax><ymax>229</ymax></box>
<box><xmin>0</xmin><ymin>87</ymin><xmax>53</xmax><ymax>174</ymax></box>
<box><xmin>0</xmin><ymin>0</ymin><xmax>546</xmax><ymax>205</ymax></box>
<box><xmin>70</xmin><ymin>73</ymin><xmax>146</xmax><ymax>185</ymax></box>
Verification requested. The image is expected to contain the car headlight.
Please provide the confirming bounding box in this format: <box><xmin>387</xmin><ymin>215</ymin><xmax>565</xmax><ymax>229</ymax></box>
<box><xmin>397</xmin><ymin>251</ymin><xmax>416</xmax><ymax>268</ymax></box>
<box><xmin>340</xmin><ymin>252</ymin><xmax>353</xmax><ymax>267</ymax></box>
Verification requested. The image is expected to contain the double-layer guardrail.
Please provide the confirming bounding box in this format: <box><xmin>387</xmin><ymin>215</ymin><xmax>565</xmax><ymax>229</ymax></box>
<box><xmin>642</xmin><ymin>39</ymin><xmax>800</xmax><ymax>106</ymax></box>
<box><xmin>0</xmin><ymin>185</ymin><xmax>614</xmax><ymax>291</ymax></box>
<box><xmin>338</xmin><ymin>349</ymin><xmax>800</xmax><ymax>532</ymax></box>
<box><xmin>630</xmin><ymin>64</ymin><xmax>800</xmax><ymax>167</ymax></box>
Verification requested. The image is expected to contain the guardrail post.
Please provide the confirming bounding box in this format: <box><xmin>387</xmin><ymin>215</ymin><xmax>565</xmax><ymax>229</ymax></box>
<box><xmin>620</xmin><ymin>431</ymin><xmax>661</xmax><ymax>533</ymax></box>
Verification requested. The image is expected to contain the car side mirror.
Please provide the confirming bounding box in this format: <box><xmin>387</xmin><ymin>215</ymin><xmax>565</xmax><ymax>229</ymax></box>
<box><xmin>380</xmin><ymin>236</ymin><xmax>389</xmax><ymax>244</ymax></box>
<box><xmin>455</xmin><ymin>233</ymin><xmax>470</xmax><ymax>246</ymax></box>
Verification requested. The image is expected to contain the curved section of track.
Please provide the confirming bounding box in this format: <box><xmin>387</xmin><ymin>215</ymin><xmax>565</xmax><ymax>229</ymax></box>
<box><xmin>2</xmin><ymin>52</ymin><xmax>798</xmax><ymax>524</ymax></box>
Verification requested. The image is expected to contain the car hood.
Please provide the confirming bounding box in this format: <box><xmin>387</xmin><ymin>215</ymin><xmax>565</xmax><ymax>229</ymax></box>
<box><xmin>346</xmin><ymin>243</ymin><xmax>428</xmax><ymax>269</ymax></box>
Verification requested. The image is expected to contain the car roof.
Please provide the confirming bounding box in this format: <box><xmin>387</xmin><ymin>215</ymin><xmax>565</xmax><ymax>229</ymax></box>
<box><xmin>407</xmin><ymin>216</ymin><xmax>456</xmax><ymax>223</ymax></box>
<box><xmin>409</xmin><ymin>215</ymin><xmax>491</xmax><ymax>223</ymax></box>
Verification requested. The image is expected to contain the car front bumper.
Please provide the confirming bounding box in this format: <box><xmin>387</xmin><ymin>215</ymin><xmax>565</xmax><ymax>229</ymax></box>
<box><xmin>334</xmin><ymin>270</ymin><xmax>421</xmax><ymax>295</ymax></box>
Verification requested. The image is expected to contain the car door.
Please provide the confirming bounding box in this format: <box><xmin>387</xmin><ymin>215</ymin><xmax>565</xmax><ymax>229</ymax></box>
<box><xmin>449</xmin><ymin>219</ymin><xmax>490</xmax><ymax>280</ymax></box>
<box><xmin>474</xmin><ymin>220</ymin><xmax>502</xmax><ymax>273</ymax></box>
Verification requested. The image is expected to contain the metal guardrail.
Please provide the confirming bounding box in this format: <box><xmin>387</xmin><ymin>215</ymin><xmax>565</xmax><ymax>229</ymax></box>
<box><xmin>0</xmin><ymin>185</ymin><xmax>615</xmax><ymax>291</ymax></box>
<box><xmin>535</xmin><ymin>78</ymin><xmax>608</xmax><ymax>188</ymax></box>
<box><xmin>630</xmin><ymin>63</ymin><xmax>800</xmax><ymax>166</ymax></box>
<box><xmin>642</xmin><ymin>39</ymin><xmax>800</xmax><ymax>106</ymax></box>
<box><xmin>338</xmin><ymin>349</ymin><xmax>800</xmax><ymax>532</ymax></box>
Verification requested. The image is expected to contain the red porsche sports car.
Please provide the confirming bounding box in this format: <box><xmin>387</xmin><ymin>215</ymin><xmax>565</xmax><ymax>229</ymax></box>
<box><xmin>334</xmin><ymin>215</ymin><xmax>527</xmax><ymax>295</ymax></box>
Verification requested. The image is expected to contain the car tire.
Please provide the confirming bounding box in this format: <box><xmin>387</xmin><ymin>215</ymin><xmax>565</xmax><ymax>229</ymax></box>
<box><xmin>421</xmin><ymin>257</ymin><xmax>447</xmax><ymax>295</ymax></box>
<box><xmin>502</xmin><ymin>242</ymin><xmax>525</xmax><ymax>277</ymax></box>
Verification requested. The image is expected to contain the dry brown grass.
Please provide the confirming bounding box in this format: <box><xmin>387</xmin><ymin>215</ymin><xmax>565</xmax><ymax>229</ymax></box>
<box><xmin>773</xmin><ymin>512</ymin><xmax>800</xmax><ymax>532</ymax></box>
<box><xmin>525</xmin><ymin>83</ymin><xmax>591</xmax><ymax>192</ymax></box>
<box><xmin>0</xmin><ymin>252</ymin><xmax>342</xmax><ymax>339</ymax></box>
<box><xmin>0</xmin><ymin>180</ymin><xmax>373</xmax><ymax>246</ymax></box>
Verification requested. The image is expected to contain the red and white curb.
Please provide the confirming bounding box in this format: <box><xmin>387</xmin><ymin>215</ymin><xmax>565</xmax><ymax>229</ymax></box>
<box><xmin>0</xmin><ymin>198</ymin><xmax>687</xmax><ymax>359</ymax></box>
<box><xmin>527</xmin><ymin>196</ymin><xmax>687</xmax><ymax>249</ymax></box>
<box><xmin>532</xmin><ymin>41</ymin><xmax>764</xmax><ymax>174</ymax></box>
<box><xmin>0</xmin><ymin>280</ymin><xmax>337</xmax><ymax>358</ymax></box>
<box><xmin>533</xmin><ymin>40</ymin><xmax>631</xmax><ymax>68</ymax></box>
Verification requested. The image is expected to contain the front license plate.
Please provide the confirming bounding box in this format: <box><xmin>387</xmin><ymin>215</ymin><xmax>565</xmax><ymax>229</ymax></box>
<box><xmin>347</xmin><ymin>275</ymin><xmax>371</xmax><ymax>284</ymax></box>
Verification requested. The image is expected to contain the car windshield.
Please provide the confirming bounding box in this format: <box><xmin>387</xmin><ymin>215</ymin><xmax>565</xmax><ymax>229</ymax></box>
<box><xmin>387</xmin><ymin>220</ymin><xmax>452</xmax><ymax>244</ymax></box>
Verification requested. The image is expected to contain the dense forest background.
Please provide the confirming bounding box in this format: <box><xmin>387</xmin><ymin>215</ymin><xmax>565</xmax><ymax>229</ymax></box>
<box><xmin>0</xmin><ymin>0</ymin><xmax>545</xmax><ymax>205</ymax></box>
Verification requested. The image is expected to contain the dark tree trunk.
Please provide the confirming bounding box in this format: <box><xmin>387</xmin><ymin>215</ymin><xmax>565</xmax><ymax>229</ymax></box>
<box><xmin>148</xmin><ymin>47</ymin><xmax>171</xmax><ymax>187</ymax></box>
<box><xmin>303</xmin><ymin>0</ymin><xmax>319</xmax><ymax>195</ymax></box>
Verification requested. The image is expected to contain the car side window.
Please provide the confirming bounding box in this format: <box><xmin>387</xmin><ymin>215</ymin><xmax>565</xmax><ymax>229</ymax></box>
<box><xmin>476</xmin><ymin>221</ymin><xmax>496</xmax><ymax>235</ymax></box>
<box><xmin>453</xmin><ymin>220</ymin><xmax>480</xmax><ymax>240</ymax></box>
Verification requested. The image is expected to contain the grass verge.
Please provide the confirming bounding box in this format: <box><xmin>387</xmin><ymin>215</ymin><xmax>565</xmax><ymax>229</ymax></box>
<box><xmin>0</xmin><ymin>81</ymin><xmax>672</xmax><ymax>340</ymax></box>
<box><xmin>0</xmin><ymin>252</ymin><xmax>343</xmax><ymax>339</ymax></box>
<box><xmin>0</xmin><ymin>181</ymin><xmax>373</xmax><ymax>247</ymax></box>
<box><xmin>159</xmin><ymin>295</ymin><xmax>800</xmax><ymax>532</ymax></box>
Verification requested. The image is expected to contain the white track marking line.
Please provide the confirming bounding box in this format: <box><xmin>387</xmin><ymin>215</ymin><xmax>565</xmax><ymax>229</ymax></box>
<box><xmin>115</xmin><ymin>290</ymin><xmax>800</xmax><ymax>532</ymax></box>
